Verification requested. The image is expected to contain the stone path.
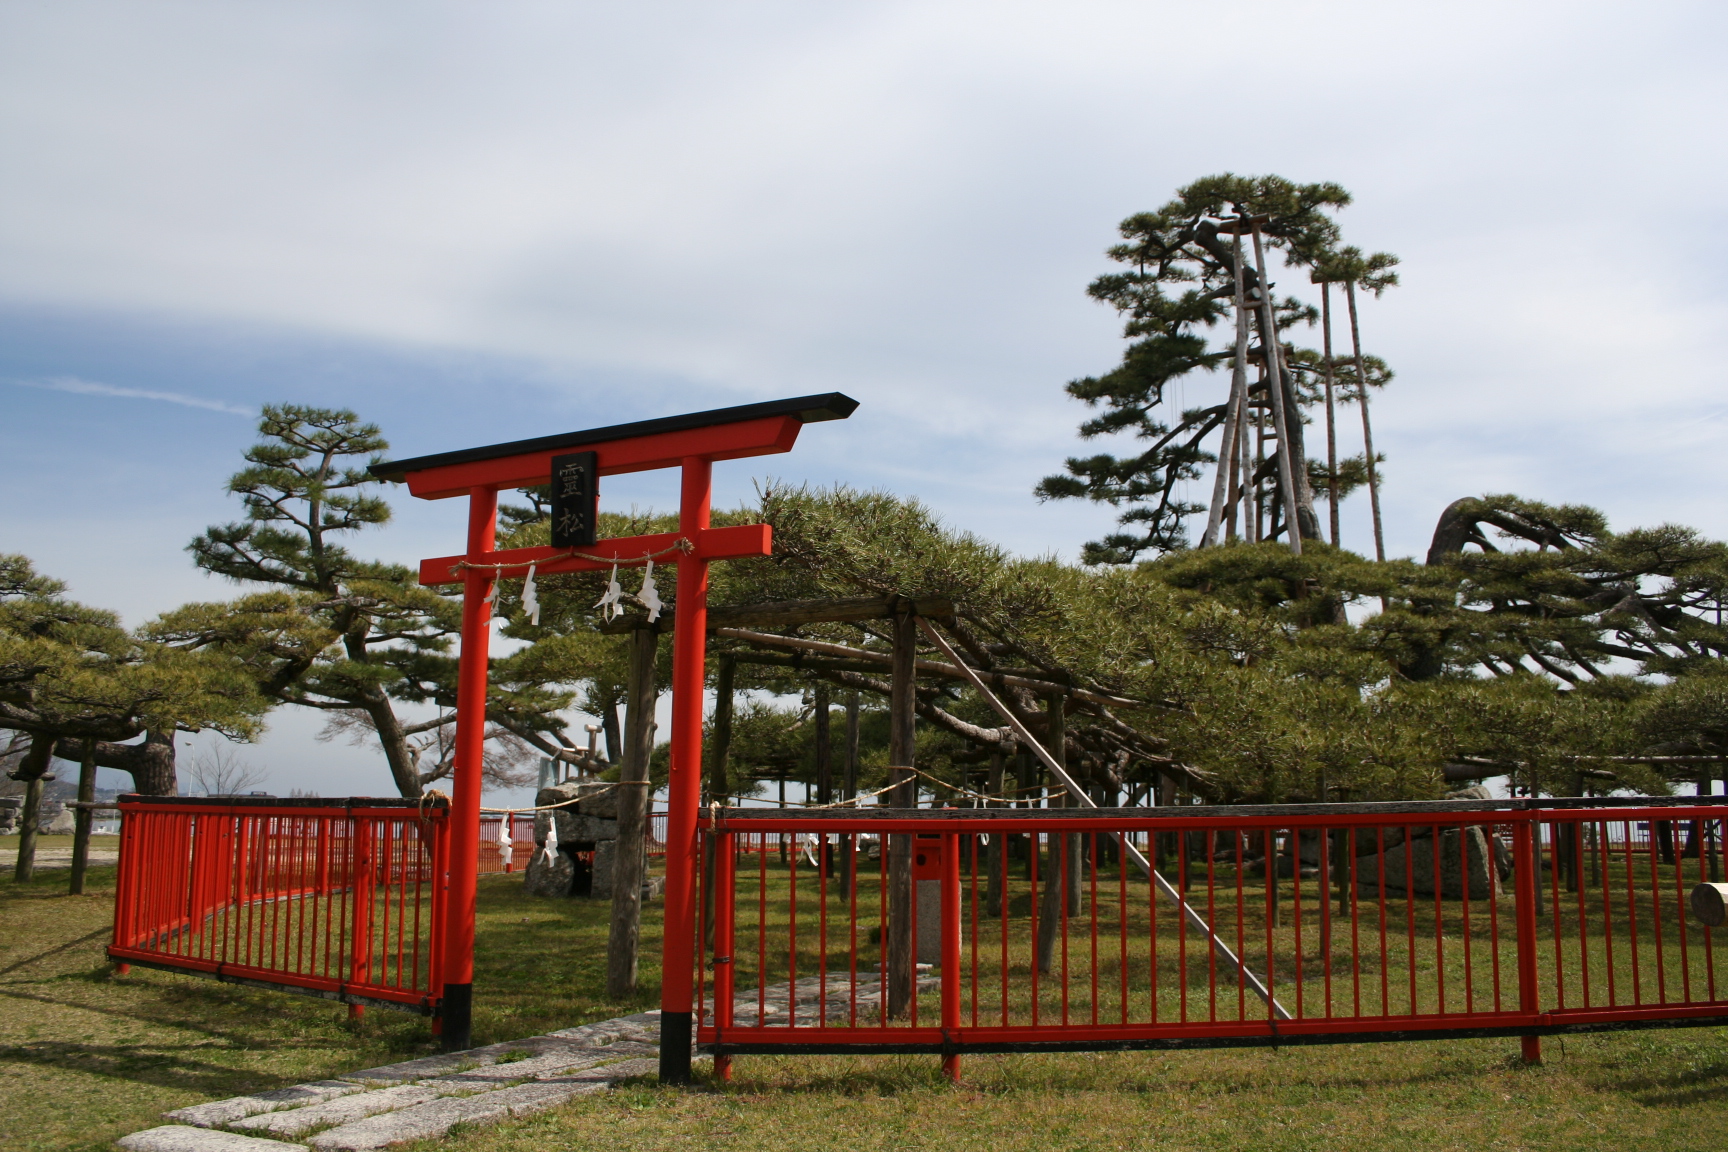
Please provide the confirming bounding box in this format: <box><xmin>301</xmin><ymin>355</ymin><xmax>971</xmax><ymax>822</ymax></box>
<box><xmin>111</xmin><ymin>974</ymin><xmax>940</xmax><ymax>1149</ymax></box>
<box><xmin>115</xmin><ymin>1011</ymin><xmax>666</xmax><ymax>1151</ymax></box>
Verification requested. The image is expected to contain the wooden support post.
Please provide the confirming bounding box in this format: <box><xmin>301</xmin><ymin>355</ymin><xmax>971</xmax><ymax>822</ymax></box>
<box><xmin>1202</xmin><ymin>230</ymin><xmax>1253</xmax><ymax>548</ymax></box>
<box><xmin>1249</xmin><ymin>221</ymin><xmax>1303</xmax><ymax>555</ymax></box>
<box><xmin>985</xmin><ymin>749</ymin><xmax>1005</xmax><ymax>918</ymax></box>
<box><xmin>703</xmin><ymin>652</ymin><xmax>733</xmax><ymax>948</ymax></box>
<box><xmin>814</xmin><ymin>684</ymin><xmax>832</xmax><ymax>874</ymax></box>
<box><xmin>607</xmin><ymin>622</ymin><xmax>658</xmax><ymax>998</ymax></box>
<box><xmin>886</xmin><ymin>609</ymin><xmax>917</xmax><ymax>1020</ymax></box>
<box><xmin>1036</xmin><ymin>694</ymin><xmax>1067</xmax><ymax>974</ymax></box>
<box><xmin>69</xmin><ymin>739</ymin><xmax>97</xmax><ymax>896</ymax></box>
<box><xmin>1345</xmin><ymin>280</ymin><xmax>1386</xmax><ymax>562</ymax></box>
<box><xmin>1321</xmin><ymin>281</ymin><xmax>1341</xmax><ymax>548</ymax></box>
<box><xmin>709</xmin><ymin>654</ymin><xmax>735</xmax><ymax>803</ymax></box>
<box><xmin>839</xmin><ymin>689</ymin><xmax>859</xmax><ymax>898</ymax></box>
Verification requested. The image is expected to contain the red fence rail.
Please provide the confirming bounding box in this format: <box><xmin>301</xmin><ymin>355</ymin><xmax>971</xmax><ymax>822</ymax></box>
<box><xmin>696</xmin><ymin>799</ymin><xmax>1728</xmax><ymax>1076</ymax></box>
<box><xmin>110</xmin><ymin>795</ymin><xmax>449</xmax><ymax>1015</ymax></box>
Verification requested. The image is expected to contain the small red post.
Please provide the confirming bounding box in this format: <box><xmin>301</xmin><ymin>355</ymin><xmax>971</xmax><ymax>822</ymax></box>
<box><xmin>660</xmin><ymin>456</ymin><xmax>712</xmax><ymax>1084</ymax></box>
<box><xmin>1512</xmin><ymin>819</ymin><xmax>1543</xmax><ymax>1065</ymax></box>
<box><xmin>940</xmin><ymin>829</ymin><xmax>962</xmax><ymax>1082</ymax></box>
<box><xmin>441</xmin><ymin>486</ymin><xmax>497</xmax><ymax>1052</ymax></box>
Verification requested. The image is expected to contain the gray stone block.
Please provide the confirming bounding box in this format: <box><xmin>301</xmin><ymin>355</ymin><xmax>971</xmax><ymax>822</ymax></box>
<box><xmin>306</xmin><ymin>1079</ymin><xmax>607</xmax><ymax>1150</ymax></box>
<box><xmin>554</xmin><ymin>811</ymin><xmax>617</xmax><ymax>845</ymax></box>
<box><xmin>118</xmin><ymin>1126</ymin><xmax>308</xmax><ymax>1151</ymax></box>
<box><xmin>1357</xmin><ymin>825</ymin><xmax>1498</xmax><ymax>899</ymax></box>
<box><xmin>229</xmin><ymin>1086</ymin><xmax>446</xmax><ymax>1138</ymax></box>
<box><xmin>522</xmin><ymin>845</ymin><xmax>574</xmax><ymax>897</ymax></box>
<box><xmin>164</xmin><ymin>1083</ymin><xmax>365</xmax><ymax>1128</ymax></box>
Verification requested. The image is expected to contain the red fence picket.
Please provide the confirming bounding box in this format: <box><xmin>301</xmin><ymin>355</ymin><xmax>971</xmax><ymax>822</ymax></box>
<box><xmin>695</xmin><ymin>799</ymin><xmax>1728</xmax><ymax>1080</ymax></box>
<box><xmin>110</xmin><ymin>795</ymin><xmax>448</xmax><ymax>1015</ymax></box>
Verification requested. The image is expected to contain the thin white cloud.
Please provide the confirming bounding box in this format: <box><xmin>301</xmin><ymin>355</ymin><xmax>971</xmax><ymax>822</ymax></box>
<box><xmin>14</xmin><ymin>376</ymin><xmax>251</xmax><ymax>416</ymax></box>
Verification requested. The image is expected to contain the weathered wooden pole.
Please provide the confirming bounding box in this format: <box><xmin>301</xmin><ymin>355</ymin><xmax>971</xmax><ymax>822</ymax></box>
<box><xmin>1035</xmin><ymin>694</ymin><xmax>1068</xmax><ymax>974</ymax></box>
<box><xmin>886</xmin><ymin>608</ymin><xmax>918</xmax><ymax>1019</ymax></box>
<box><xmin>985</xmin><ymin>748</ymin><xmax>1006</xmax><ymax>917</ymax></box>
<box><xmin>708</xmin><ymin>654</ymin><xmax>735</xmax><ymax>802</ymax></box>
<box><xmin>10</xmin><ymin>737</ymin><xmax>52</xmax><ymax>884</ymax></box>
<box><xmin>838</xmin><ymin>689</ymin><xmax>860</xmax><ymax>897</ymax></box>
<box><xmin>1344</xmin><ymin>279</ymin><xmax>1386</xmax><ymax>562</ymax></box>
<box><xmin>702</xmin><ymin>652</ymin><xmax>734</xmax><ymax>948</ymax></box>
<box><xmin>813</xmin><ymin>682</ymin><xmax>833</xmax><ymax>874</ymax></box>
<box><xmin>1320</xmin><ymin>281</ymin><xmax>1341</xmax><ymax>548</ymax></box>
<box><xmin>607</xmin><ymin>621</ymin><xmax>659</xmax><ymax>998</ymax></box>
<box><xmin>69</xmin><ymin>739</ymin><xmax>97</xmax><ymax>896</ymax></box>
<box><xmin>1249</xmin><ymin>221</ymin><xmax>1303</xmax><ymax>555</ymax></box>
<box><xmin>1202</xmin><ymin>230</ymin><xmax>1253</xmax><ymax>548</ymax></box>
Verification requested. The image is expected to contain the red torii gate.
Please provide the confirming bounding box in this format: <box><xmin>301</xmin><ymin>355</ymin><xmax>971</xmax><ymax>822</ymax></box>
<box><xmin>371</xmin><ymin>393</ymin><xmax>857</xmax><ymax>1080</ymax></box>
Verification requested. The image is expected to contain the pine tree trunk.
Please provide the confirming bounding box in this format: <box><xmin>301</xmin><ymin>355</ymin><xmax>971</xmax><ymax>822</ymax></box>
<box><xmin>10</xmin><ymin>737</ymin><xmax>53</xmax><ymax>883</ymax></box>
<box><xmin>607</xmin><ymin>623</ymin><xmax>658</xmax><ymax>998</ymax></box>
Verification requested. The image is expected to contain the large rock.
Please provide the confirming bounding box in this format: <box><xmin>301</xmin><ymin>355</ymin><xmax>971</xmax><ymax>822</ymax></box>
<box><xmin>1356</xmin><ymin>825</ymin><xmax>1498</xmax><ymax>900</ymax></box>
<box><xmin>522</xmin><ymin>845</ymin><xmax>576</xmax><ymax>897</ymax></box>
<box><xmin>45</xmin><ymin>807</ymin><xmax>77</xmax><ymax>834</ymax></box>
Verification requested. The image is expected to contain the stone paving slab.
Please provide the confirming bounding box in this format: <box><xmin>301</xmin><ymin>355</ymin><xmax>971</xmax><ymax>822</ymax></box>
<box><xmin>304</xmin><ymin>1078</ymin><xmax>609</xmax><ymax>1150</ymax></box>
<box><xmin>228</xmin><ymin>1085</ymin><xmax>446</xmax><ymax>1139</ymax></box>
<box><xmin>426</xmin><ymin>1039</ymin><xmax>657</xmax><ymax>1086</ymax></box>
<box><xmin>165</xmin><ymin>1083</ymin><xmax>366</xmax><ymax>1129</ymax></box>
<box><xmin>118</xmin><ymin>1126</ymin><xmax>308</xmax><ymax>1151</ymax></box>
<box><xmin>337</xmin><ymin>1032</ymin><xmax>618</xmax><ymax>1086</ymax></box>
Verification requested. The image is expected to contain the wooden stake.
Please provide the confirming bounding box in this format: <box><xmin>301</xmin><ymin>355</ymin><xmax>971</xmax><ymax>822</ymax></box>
<box><xmin>607</xmin><ymin>622</ymin><xmax>658</xmax><ymax>998</ymax></box>
<box><xmin>1345</xmin><ymin>280</ymin><xmax>1386</xmax><ymax>562</ymax></box>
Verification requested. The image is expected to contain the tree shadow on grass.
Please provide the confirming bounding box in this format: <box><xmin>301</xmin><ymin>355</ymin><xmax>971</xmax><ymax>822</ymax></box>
<box><xmin>0</xmin><ymin>1038</ymin><xmax>291</xmax><ymax>1095</ymax></box>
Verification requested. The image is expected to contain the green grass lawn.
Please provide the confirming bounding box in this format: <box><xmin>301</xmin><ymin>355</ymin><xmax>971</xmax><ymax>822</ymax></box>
<box><xmin>8</xmin><ymin>854</ymin><xmax>1728</xmax><ymax>1151</ymax></box>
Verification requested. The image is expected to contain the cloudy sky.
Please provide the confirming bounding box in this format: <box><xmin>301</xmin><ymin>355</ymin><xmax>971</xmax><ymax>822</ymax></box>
<box><xmin>3</xmin><ymin>2</ymin><xmax>1724</xmax><ymax>796</ymax></box>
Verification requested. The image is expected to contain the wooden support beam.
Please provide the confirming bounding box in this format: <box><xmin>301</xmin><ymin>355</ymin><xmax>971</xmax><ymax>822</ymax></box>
<box><xmin>600</xmin><ymin>594</ymin><xmax>955</xmax><ymax>634</ymax></box>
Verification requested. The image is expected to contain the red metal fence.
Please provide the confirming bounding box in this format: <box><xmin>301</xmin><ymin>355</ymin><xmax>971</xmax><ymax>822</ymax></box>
<box><xmin>110</xmin><ymin>796</ymin><xmax>449</xmax><ymax>1015</ymax></box>
<box><xmin>696</xmin><ymin>799</ymin><xmax>1728</xmax><ymax>1076</ymax></box>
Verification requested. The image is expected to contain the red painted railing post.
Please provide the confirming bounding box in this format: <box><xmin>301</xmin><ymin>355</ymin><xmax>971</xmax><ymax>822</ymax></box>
<box><xmin>1512</xmin><ymin>818</ymin><xmax>1543</xmax><ymax>1064</ymax></box>
<box><xmin>350</xmin><ymin>817</ymin><xmax>375</xmax><ymax>1009</ymax></box>
<box><xmin>713</xmin><ymin>828</ymin><xmax>737</xmax><ymax>1083</ymax></box>
<box><xmin>941</xmin><ymin>829</ymin><xmax>962</xmax><ymax>1082</ymax></box>
<box><xmin>660</xmin><ymin>455</ymin><xmax>712</xmax><ymax>1084</ymax></box>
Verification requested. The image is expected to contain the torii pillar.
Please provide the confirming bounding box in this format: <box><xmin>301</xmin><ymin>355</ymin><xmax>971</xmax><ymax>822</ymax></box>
<box><xmin>372</xmin><ymin>393</ymin><xmax>857</xmax><ymax>1080</ymax></box>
